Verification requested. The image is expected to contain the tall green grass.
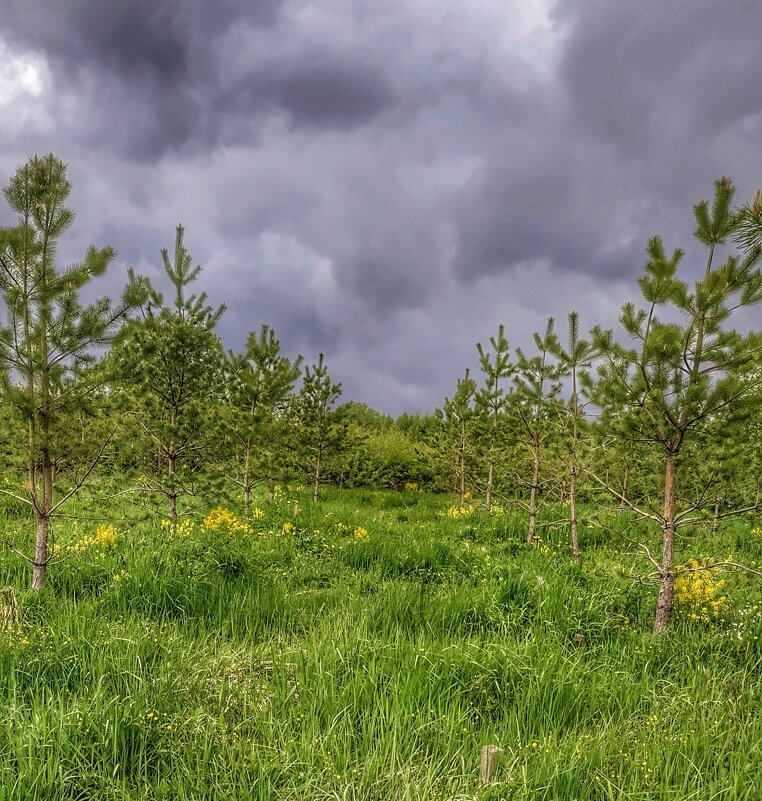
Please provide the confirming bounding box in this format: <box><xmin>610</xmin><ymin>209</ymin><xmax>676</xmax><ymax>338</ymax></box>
<box><xmin>0</xmin><ymin>487</ymin><xmax>761</xmax><ymax>799</ymax></box>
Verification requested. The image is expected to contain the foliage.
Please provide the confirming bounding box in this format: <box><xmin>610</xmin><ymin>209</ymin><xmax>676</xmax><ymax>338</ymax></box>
<box><xmin>58</xmin><ymin>523</ymin><xmax>119</xmax><ymax>556</ymax></box>
<box><xmin>475</xmin><ymin>324</ymin><xmax>513</xmax><ymax>513</ymax></box>
<box><xmin>109</xmin><ymin>224</ymin><xmax>225</xmax><ymax>520</ymax></box>
<box><xmin>338</xmin><ymin>428</ymin><xmax>431</xmax><ymax>489</ymax></box>
<box><xmin>223</xmin><ymin>324</ymin><xmax>302</xmax><ymax>510</ymax></box>
<box><xmin>433</xmin><ymin>369</ymin><xmax>477</xmax><ymax>502</ymax></box>
<box><xmin>294</xmin><ymin>353</ymin><xmax>345</xmax><ymax>501</ymax></box>
<box><xmin>201</xmin><ymin>507</ymin><xmax>254</xmax><ymax>536</ymax></box>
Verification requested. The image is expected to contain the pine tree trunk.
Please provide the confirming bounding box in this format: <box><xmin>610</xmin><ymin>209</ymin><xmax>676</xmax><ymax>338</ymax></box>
<box><xmin>168</xmin><ymin>448</ymin><xmax>177</xmax><ymax>522</ymax></box>
<box><xmin>569</xmin><ymin>461</ymin><xmax>580</xmax><ymax>563</ymax></box>
<box><xmin>620</xmin><ymin>465</ymin><xmax>629</xmax><ymax>508</ymax></box>
<box><xmin>32</xmin><ymin>425</ymin><xmax>54</xmax><ymax>590</ymax></box>
<box><xmin>485</xmin><ymin>458</ymin><xmax>494</xmax><ymax>514</ymax></box>
<box><xmin>527</xmin><ymin>436</ymin><xmax>540</xmax><ymax>543</ymax></box>
<box><xmin>654</xmin><ymin>452</ymin><xmax>677</xmax><ymax>632</ymax></box>
<box><xmin>459</xmin><ymin>419</ymin><xmax>466</xmax><ymax>508</ymax></box>
<box><xmin>31</xmin><ymin>512</ymin><xmax>50</xmax><ymax>591</ymax></box>
<box><xmin>32</xmin><ymin>310</ymin><xmax>53</xmax><ymax>591</ymax></box>
<box><xmin>27</xmin><ymin>421</ymin><xmax>35</xmax><ymax>499</ymax></box>
<box><xmin>711</xmin><ymin>499</ymin><xmax>721</xmax><ymax>534</ymax></box>
<box><xmin>313</xmin><ymin>450</ymin><xmax>321</xmax><ymax>502</ymax></box>
<box><xmin>168</xmin><ymin>407</ymin><xmax>178</xmax><ymax>522</ymax></box>
<box><xmin>243</xmin><ymin>441</ymin><xmax>252</xmax><ymax>516</ymax></box>
<box><xmin>569</xmin><ymin>376</ymin><xmax>580</xmax><ymax>563</ymax></box>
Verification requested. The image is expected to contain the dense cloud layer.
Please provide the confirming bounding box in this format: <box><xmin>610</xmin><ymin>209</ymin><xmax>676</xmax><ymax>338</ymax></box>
<box><xmin>1</xmin><ymin>0</ymin><xmax>761</xmax><ymax>413</ymax></box>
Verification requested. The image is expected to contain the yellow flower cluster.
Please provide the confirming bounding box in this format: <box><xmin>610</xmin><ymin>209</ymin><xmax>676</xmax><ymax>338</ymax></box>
<box><xmin>252</xmin><ymin>507</ymin><xmax>265</xmax><ymax>519</ymax></box>
<box><xmin>282</xmin><ymin>522</ymin><xmax>296</xmax><ymax>534</ymax></box>
<box><xmin>751</xmin><ymin>527</ymin><xmax>762</xmax><ymax>539</ymax></box>
<box><xmin>66</xmin><ymin>524</ymin><xmax>119</xmax><ymax>556</ymax></box>
<box><xmin>404</xmin><ymin>482</ymin><xmax>419</xmax><ymax>491</ymax></box>
<box><xmin>489</xmin><ymin>504</ymin><xmax>504</xmax><ymax>516</ymax></box>
<box><xmin>447</xmin><ymin>504</ymin><xmax>474</xmax><ymax>519</ymax></box>
<box><xmin>674</xmin><ymin>559</ymin><xmax>731</xmax><ymax>622</ymax></box>
<box><xmin>0</xmin><ymin>625</ymin><xmax>30</xmax><ymax>648</ymax></box>
<box><xmin>201</xmin><ymin>508</ymin><xmax>253</xmax><ymax>536</ymax></box>
<box><xmin>353</xmin><ymin>526</ymin><xmax>369</xmax><ymax>541</ymax></box>
<box><xmin>525</xmin><ymin>534</ymin><xmax>552</xmax><ymax>555</ymax></box>
<box><xmin>160</xmin><ymin>518</ymin><xmax>196</xmax><ymax>538</ymax></box>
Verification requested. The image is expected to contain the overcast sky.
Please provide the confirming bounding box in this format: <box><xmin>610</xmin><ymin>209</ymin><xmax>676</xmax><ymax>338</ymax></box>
<box><xmin>1</xmin><ymin>0</ymin><xmax>761</xmax><ymax>415</ymax></box>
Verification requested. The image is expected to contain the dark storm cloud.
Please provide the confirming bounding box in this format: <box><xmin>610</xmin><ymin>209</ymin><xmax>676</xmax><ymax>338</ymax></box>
<box><xmin>342</xmin><ymin>253</ymin><xmax>427</xmax><ymax>316</ymax></box>
<box><xmin>452</xmin><ymin>0</ymin><xmax>762</xmax><ymax>289</ymax></box>
<box><xmin>0</xmin><ymin>0</ymin><xmax>285</xmax><ymax>158</ymax></box>
<box><xmin>0</xmin><ymin>0</ymin><xmax>282</xmax><ymax>77</ymax></box>
<box><xmin>218</xmin><ymin>49</ymin><xmax>394</xmax><ymax>133</ymax></box>
<box><xmin>559</xmin><ymin>0</ymin><xmax>762</xmax><ymax>148</ymax></box>
<box><xmin>0</xmin><ymin>0</ymin><xmax>392</xmax><ymax>158</ymax></box>
<box><xmin>452</xmin><ymin>153</ymin><xmax>645</xmax><ymax>283</ymax></box>
<box><xmin>3</xmin><ymin>0</ymin><xmax>762</xmax><ymax>413</ymax></box>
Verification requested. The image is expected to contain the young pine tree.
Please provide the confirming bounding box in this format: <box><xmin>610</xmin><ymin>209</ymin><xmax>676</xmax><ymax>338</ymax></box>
<box><xmin>0</xmin><ymin>154</ymin><xmax>148</xmax><ymax>589</ymax></box>
<box><xmin>550</xmin><ymin>311</ymin><xmax>596</xmax><ymax>562</ymax></box>
<box><xmin>475</xmin><ymin>325</ymin><xmax>513</xmax><ymax>514</ymax></box>
<box><xmin>592</xmin><ymin>178</ymin><xmax>762</xmax><ymax>631</ymax></box>
<box><xmin>296</xmin><ymin>353</ymin><xmax>344</xmax><ymax>502</ymax></box>
<box><xmin>435</xmin><ymin>369</ymin><xmax>477</xmax><ymax>506</ymax></box>
<box><xmin>110</xmin><ymin>225</ymin><xmax>225</xmax><ymax>522</ymax></box>
<box><xmin>514</xmin><ymin>318</ymin><xmax>562</xmax><ymax>544</ymax></box>
<box><xmin>225</xmin><ymin>325</ymin><xmax>302</xmax><ymax>513</ymax></box>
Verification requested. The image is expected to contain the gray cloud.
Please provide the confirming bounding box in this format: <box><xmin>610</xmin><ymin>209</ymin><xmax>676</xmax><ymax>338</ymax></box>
<box><xmin>1</xmin><ymin>0</ymin><xmax>281</xmax><ymax>76</ymax></box>
<box><xmin>560</xmin><ymin>0</ymin><xmax>762</xmax><ymax>146</ymax></box>
<box><xmin>219</xmin><ymin>50</ymin><xmax>394</xmax><ymax>131</ymax></box>
<box><xmin>450</xmin><ymin>0</ymin><xmax>762</xmax><ymax>293</ymax></box>
<box><xmin>0</xmin><ymin>0</ymin><xmax>284</xmax><ymax>158</ymax></box>
<box><xmin>2</xmin><ymin>0</ymin><xmax>762</xmax><ymax>414</ymax></box>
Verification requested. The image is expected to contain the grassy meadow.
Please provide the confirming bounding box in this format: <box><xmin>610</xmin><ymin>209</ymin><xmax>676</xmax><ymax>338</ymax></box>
<box><xmin>1</xmin><ymin>486</ymin><xmax>762</xmax><ymax>800</ymax></box>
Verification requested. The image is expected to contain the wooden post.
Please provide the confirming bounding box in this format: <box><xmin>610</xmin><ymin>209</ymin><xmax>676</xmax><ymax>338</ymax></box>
<box><xmin>479</xmin><ymin>744</ymin><xmax>503</xmax><ymax>789</ymax></box>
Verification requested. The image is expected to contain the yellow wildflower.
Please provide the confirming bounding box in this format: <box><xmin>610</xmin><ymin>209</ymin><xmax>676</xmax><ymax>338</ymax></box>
<box><xmin>675</xmin><ymin>558</ymin><xmax>730</xmax><ymax>622</ymax></box>
<box><xmin>65</xmin><ymin>524</ymin><xmax>119</xmax><ymax>556</ymax></box>
<box><xmin>202</xmin><ymin>508</ymin><xmax>253</xmax><ymax>536</ymax></box>
<box><xmin>161</xmin><ymin>518</ymin><xmax>195</xmax><ymax>538</ymax></box>
<box><xmin>447</xmin><ymin>504</ymin><xmax>474</xmax><ymax>519</ymax></box>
